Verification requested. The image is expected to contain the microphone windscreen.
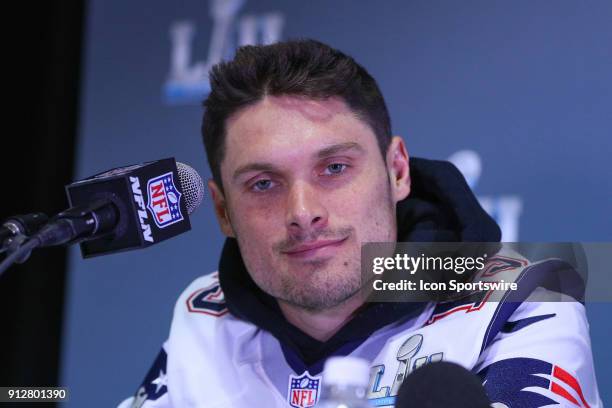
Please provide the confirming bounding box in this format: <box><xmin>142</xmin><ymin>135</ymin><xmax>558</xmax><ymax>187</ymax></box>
<box><xmin>177</xmin><ymin>162</ymin><xmax>204</xmax><ymax>215</ymax></box>
<box><xmin>395</xmin><ymin>361</ymin><xmax>490</xmax><ymax>408</ymax></box>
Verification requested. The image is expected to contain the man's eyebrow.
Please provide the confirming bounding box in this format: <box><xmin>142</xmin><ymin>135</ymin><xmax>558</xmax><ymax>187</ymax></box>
<box><xmin>316</xmin><ymin>142</ymin><xmax>365</xmax><ymax>158</ymax></box>
<box><xmin>231</xmin><ymin>142</ymin><xmax>365</xmax><ymax>182</ymax></box>
<box><xmin>232</xmin><ymin>162</ymin><xmax>279</xmax><ymax>182</ymax></box>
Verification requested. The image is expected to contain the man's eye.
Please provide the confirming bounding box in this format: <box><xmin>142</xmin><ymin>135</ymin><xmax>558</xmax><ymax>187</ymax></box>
<box><xmin>323</xmin><ymin>163</ymin><xmax>348</xmax><ymax>175</ymax></box>
<box><xmin>251</xmin><ymin>179</ymin><xmax>274</xmax><ymax>192</ymax></box>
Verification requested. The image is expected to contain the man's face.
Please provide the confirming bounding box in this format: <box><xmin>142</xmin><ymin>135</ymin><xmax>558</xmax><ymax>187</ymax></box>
<box><xmin>211</xmin><ymin>95</ymin><xmax>409</xmax><ymax>311</ymax></box>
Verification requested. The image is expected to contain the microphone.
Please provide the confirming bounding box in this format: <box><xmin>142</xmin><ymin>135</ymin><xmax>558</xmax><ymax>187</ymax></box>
<box><xmin>33</xmin><ymin>158</ymin><xmax>204</xmax><ymax>257</ymax></box>
<box><xmin>395</xmin><ymin>361</ymin><xmax>490</xmax><ymax>408</ymax></box>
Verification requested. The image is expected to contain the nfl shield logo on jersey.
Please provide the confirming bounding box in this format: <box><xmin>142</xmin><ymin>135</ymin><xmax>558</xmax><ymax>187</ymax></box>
<box><xmin>147</xmin><ymin>172</ymin><xmax>184</xmax><ymax>228</ymax></box>
<box><xmin>288</xmin><ymin>372</ymin><xmax>321</xmax><ymax>408</ymax></box>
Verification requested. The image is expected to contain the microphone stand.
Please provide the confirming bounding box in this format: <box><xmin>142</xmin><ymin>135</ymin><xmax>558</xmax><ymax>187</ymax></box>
<box><xmin>0</xmin><ymin>213</ymin><xmax>50</xmax><ymax>277</ymax></box>
<box><xmin>0</xmin><ymin>199</ymin><xmax>116</xmax><ymax>277</ymax></box>
<box><xmin>0</xmin><ymin>213</ymin><xmax>48</xmax><ymax>255</ymax></box>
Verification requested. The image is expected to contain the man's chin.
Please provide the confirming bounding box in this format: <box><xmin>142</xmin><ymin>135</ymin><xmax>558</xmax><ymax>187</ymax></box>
<box><xmin>276</xmin><ymin>282</ymin><xmax>364</xmax><ymax>312</ymax></box>
<box><xmin>280</xmin><ymin>250</ymin><xmax>357</xmax><ymax>278</ymax></box>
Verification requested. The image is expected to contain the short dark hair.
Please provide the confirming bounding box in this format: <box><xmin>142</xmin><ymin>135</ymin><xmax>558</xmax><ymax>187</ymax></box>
<box><xmin>201</xmin><ymin>39</ymin><xmax>392</xmax><ymax>189</ymax></box>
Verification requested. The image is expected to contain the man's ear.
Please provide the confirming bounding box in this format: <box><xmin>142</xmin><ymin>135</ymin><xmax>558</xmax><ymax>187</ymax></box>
<box><xmin>385</xmin><ymin>136</ymin><xmax>411</xmax><ymax>202</ymax></box>
<box><xmin>208</xmin><ymin>179</ymin><xmax>236</xmax><ymax>237</ymax></box>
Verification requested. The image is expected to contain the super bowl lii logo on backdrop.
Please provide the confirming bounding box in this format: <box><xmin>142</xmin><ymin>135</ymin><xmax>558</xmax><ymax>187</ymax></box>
<box><xmin>448</xmin><ymin>150</ymin><xmax>523</xmax><ymax>241</ymax></box>
<box><xmin>164</xmin><ymin>0</ymin><xmax>284</xmax><ymax>104</ymax></box>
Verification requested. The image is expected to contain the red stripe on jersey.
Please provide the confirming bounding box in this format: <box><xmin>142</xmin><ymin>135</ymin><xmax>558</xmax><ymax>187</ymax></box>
<box><xmin>553</xmin><ymin>365</ymin><xmax>590</xmax><ymax>408</ymax></box>
<box><xmin>551</xmin><ymin>382</ymin><xmax>580</xmax><ymax>406</ymax></box>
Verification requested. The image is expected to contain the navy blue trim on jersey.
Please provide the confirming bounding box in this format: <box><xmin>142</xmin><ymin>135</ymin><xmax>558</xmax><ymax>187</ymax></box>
<box><xmin>480</xmin><ymin>262</ymin><xmax>533</xmax><ymax>353</ymax></box>
<box><xmin>501</xmin><ymin>313</ymin><xmax>556</xmax><ymax>333</ymax></box>
<box><xmin>135</xmin><ymin>347</ymin><xmax>168</xmax><ymax>401</ymax></box>
<box><xmin>480</xmin><ymin>259</ymin><xmax>585</xmax><ymax>354</ymax></box>
<box><xmin>480</xmin><ymin>301</ymin><xmax>523</xmax><ymax>354</ymax></box>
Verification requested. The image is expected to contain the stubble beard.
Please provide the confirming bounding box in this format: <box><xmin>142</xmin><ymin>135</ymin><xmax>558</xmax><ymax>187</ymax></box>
<box><xmin>276</xmin><ymin>250</ymin><xmax>364</xmax><ymax>312</ymax></box>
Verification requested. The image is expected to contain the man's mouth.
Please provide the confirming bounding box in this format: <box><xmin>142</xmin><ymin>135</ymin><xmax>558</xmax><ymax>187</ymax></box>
<box><xmin>281</xmin><ymin>237</ymin><xmax>349</xmax><ymax>259</ymax></box>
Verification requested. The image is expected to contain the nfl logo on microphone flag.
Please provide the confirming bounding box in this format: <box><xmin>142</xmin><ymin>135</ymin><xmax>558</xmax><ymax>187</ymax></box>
<box><xmin>65</xmin><ymin>157</ymin><xmax>191</xmax><ymax>257</ymax></box>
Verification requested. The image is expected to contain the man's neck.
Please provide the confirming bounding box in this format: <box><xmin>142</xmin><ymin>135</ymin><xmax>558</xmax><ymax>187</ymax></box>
<box><xmin>277</xmin><ymin>292</ymin><xmax>366</xmax><ymax>342</ymax></box>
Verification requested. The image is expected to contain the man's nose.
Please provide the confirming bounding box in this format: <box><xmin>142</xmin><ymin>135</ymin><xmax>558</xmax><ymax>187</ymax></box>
<box><xmin>285</xmin><ymin>181</ymin><xmax>328</xmax><ymax>234</ymax></box>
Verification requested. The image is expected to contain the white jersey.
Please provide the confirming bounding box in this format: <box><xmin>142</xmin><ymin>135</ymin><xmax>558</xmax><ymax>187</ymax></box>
<box><xmin>118</xmin><ymin>249</ymin><xmax>602</xmax><ymax>408</ymax></box>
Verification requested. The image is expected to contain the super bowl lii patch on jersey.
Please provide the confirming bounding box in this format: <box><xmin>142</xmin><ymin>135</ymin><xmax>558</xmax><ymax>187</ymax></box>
<box><xmin>146</xmin><ymin>172</ymin><xmax>184</xmax><ymax>228</ymax></box>
<box><xmin>287</xmin><ymin>372</ymin><xmax>321</xmax><ymax>408</ymax></box>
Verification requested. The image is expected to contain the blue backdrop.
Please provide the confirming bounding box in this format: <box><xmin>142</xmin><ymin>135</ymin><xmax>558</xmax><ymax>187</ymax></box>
<box><xmin>61</xmin><ymin>1</ymin><xmax>611</xmax><ymax>406</ymax></box>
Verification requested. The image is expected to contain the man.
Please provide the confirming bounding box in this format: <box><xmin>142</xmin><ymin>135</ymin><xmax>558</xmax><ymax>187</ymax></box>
<box><xmin>120</xmin><ymin>40</ymin><xmax>601</xmax><ymax>407</ymax></box>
